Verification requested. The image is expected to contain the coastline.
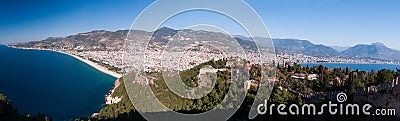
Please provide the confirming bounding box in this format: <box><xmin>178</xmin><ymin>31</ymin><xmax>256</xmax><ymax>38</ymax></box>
<box><xmin>57</xmin><ymin>51</ymin><xmax>122</xmax><ymax>78</ymax></box>
<box><xmin>7</xmin><ymin>45</ymin><xmax>122</xmax><ymax>78</ymax></box>
<box><xmin>299</xmin><ymin>62</ymin><xmax>400</xmax><ymax>65</ymax></box>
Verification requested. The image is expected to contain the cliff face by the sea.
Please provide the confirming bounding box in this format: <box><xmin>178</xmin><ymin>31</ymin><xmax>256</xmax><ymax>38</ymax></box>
<box><xmin>105</xmin><ymin>79</ymin><xmax>122</xmax><ymax>105</ymax></box>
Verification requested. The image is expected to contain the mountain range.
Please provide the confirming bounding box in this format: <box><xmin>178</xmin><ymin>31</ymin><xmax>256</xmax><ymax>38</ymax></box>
<box><xmin>341</xmin><ymin>42</ymin><xmax>400</xmax><ymax>61</ymax></box>
<box><xmin>329</xmin><ymin>46</ymin><xmax>351</xmax><ymax>52</ymax></box>
<box><xmin>272</xmin><ymin>39</ymin><xmax>340</xmax><ymax>57</ymax></box>
<box><xmin>11</xmin><ymin>27</ymin><xmax>400</xmax><ymax>62</ymax></box>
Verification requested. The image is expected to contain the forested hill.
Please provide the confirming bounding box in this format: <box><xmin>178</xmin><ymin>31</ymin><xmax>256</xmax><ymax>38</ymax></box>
<box><xmin>74</xmin><ymin>60</ymin><xmax>400</xmax><ymax>121</ymax></box>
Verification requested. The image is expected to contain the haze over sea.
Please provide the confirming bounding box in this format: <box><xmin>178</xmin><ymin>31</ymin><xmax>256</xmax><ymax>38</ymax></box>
<box><xmin>0</xmin><ymin>45</ymin><xmax>115</xmax><ymax>121</ymax></box>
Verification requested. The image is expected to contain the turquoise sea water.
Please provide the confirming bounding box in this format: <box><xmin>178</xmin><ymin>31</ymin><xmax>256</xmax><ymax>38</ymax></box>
<box><xmin>0</xmin><ymin>45</ymin><xmax>116</xmax><ymax>121</ymax></box>
<box><xmin>300</xmin><ymin>63</ymin><xmax>400</xmax><ymax>72</ymax></box>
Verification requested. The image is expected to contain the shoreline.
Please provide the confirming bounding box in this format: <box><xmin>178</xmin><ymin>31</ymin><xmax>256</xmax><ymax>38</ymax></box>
<box><xmin>8</xmin><ymin>46</ymin><xmax>122</xmax><ymax>78</ymax></box>
<box><xmin>299</xmin><ymin>62</ymin><xmax>400</xmax><ymax>65</ymax></box>
<box><xmin>57</xmin><ymin>51</ymin><xmax>122</xmax><ymax>78</ymax></box>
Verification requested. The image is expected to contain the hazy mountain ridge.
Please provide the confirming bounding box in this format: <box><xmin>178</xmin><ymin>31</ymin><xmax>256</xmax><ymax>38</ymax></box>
<box><xmin>14</xmin><ymin>30</ymin><xmax>131</xmax><ymax>51</ymax></box>
<box><xmin>342</xmin><ymin>42</ymin><xmax>400</xmax><ymax>61</ymax></box>
<box><xmin>236</xmin><ymin>37</ymin><xmax>400</xmax><ymax>62</ymax></box>
<box><xmin>272</xmin><ymin>39</ymin><xmax>340</xmax><ymax>57</ymax></box>
<box><xmin>11</xmin><ymin>27</ymin><xmax>400</xmax><ymax>62</ymax></box>
<box><xmin>329</xmin><ymin>46</ymin><xmax>351</xmax><ymax>52</ymax></box>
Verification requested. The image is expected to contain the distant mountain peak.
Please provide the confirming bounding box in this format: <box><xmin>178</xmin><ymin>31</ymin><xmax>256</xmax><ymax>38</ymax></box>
<box><xmin>272</xmin><ymin>38</ymin><xmax>339</xmax><ymax>57</ymax></box>
<box><xmin>152</xmin><ymin>27</ymin><xmax>178</xmax><ymax>39</ymax></box>
<box><xmin>233</xmin><ymin>35</ymin><xmax>253</xmax><ymax>41</ymax></box>
<box><xmin>45</xmin><ymin>37</ymin><xmax>61</xmax><ymax>40</ymax></box>
<box><xmin>371</xmin><ymin>42</ymin><xmax>386</xmax><ymax>47</ymax></box>
<box><xmin>158</xmin><ymin>27</ymin><xmax>176</xmax><ymax>31</ymax></box>
<box><xmin>342</xmin><ymin>42</ymin><xmax>400</xmax><ymax>61</ymax></box>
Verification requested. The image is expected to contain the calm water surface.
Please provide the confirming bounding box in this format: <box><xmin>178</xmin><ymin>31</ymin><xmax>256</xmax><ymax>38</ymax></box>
<box><xmin>300</xmin><ymin>63</ymin><xmax>400</xmax><ymax>72</ymax></box>
<box><xmin>0</xmin><ymin>45</ymin><xmax>115</xmax><ymax>121</ymax></box>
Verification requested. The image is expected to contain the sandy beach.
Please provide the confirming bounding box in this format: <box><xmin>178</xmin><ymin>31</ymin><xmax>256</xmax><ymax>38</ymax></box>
<box><xmin>57</xmin><ymin>51</ymin><xmax>122</xmax><ymax>78</ymax></box>
<box><xmin>9</xmin><ymin>46</ymin><xmax>122</xmax><ymax>78</ymax></box>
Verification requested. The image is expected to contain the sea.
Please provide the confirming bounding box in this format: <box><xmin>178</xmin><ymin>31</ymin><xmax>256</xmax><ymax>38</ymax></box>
<box><xmin>300</xmin><ymin>63</ymin><xmax>400</xmax><ymax>72</ymax></box>
<box><xmin>0</xmin><ymin>45</ymin><xmax>116</xmax><ymax>121</ymax></box>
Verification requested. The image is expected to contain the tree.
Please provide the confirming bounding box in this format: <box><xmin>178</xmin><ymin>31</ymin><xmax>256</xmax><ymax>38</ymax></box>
<box><xmin>377</xmin><ymin>69</ymin><xmax>395</xmax><ymax>84</ymax></box>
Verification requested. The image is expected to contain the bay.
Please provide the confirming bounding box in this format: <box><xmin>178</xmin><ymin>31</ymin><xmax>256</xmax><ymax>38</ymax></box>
<box><xmin>300</xmin><ymin>63</ymin><xmax>400</xmax><ymax>72</ymax></box>
<box><xmin>0</xmin><ymin>45</ymin><xmax>115</xmax><ymax>121</ymax></box>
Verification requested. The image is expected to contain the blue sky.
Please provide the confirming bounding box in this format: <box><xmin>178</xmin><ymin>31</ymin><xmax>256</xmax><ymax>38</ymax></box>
<box><xmin>0</xmin><ymin>0</ymin><xmax>399</xmax><ymax>49</ymax></box>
